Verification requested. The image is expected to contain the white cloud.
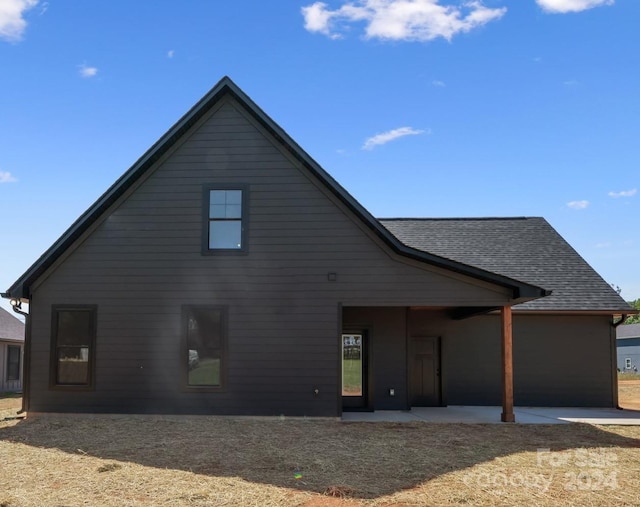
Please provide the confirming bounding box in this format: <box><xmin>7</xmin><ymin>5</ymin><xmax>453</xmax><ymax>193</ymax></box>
<box><xmin>0</xmin><ymin>171</ymin><xmax>17</xmax><ymax>183</ymax></box>
<box><xmin>563</xmin><ymin>79</ymin><xmax>579</xmax><ymax>86</ymax></box>
<box><xmin>595</xmin><ymin>242</ymin><xmax>611</xmax><ymax>248</ymax></box>
<box><xmin>167</xmin><ymin>49</ymin><xmax>175</xmax><ymax>58</ymax></box>
<box><xmin>301</xmin><ymin>0</ymin><xmax>507</xmax><ymax>42</ymax></box>
<box><xmin>79</xmin><ymin>64</ymin><xmax>98</xmax><ymax>78</ymax></box>
<box><xmin>432</xmin><ymin>79</ymin><xmax>446</xmax><ymax>87</ymax></box>
<box><xmin>0</xmin><ymin>0</ymin><xmax>38</xmax><ymax>42</ymax></box>
<box><xmin>536</xmin><ymin>0</ymin><xmax>614</xmax><ymax>14</ymax></box>
<box><xmin>567</xmin><ymin>200</ymin><xmax>589</xmax><ymax>210</ymax></box>
<box><xmin>302</xmin><ymin>2</ymin><xmax>344</xmax><ymax>38</ymax></box>
<box><xmin>608</xmin><ymin>188</ymin><xmax>637</xmax><ymax>198</ymax></box>
<box><xmin>363</xmin><ymin>126</ymin><xmax>427</xmax><ymax>150</ymax></box>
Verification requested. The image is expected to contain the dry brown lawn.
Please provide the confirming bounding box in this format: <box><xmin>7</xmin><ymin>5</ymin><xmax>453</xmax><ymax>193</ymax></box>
<box><xmin>0</xmin><ymin>393</ymin><xmax>21</xmax><ymax>419</ymax></box>
<box><xmin>1</xmin><ymin>390</ymin><xmax>639</xmax><ymax>507</ymax></box>
<box><xmin>619</xmin><ymin>380</ymin><xmax>640</xmax><ymax>410</ymax></box>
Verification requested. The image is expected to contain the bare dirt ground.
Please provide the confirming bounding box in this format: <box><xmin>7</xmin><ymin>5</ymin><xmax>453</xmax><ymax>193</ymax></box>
<box><xmin>0</xmin><ymin>409</ymin><xmax>639</xmax><ymax>506</ymax></box>
<box><xmin>1</xmin><ymin>386</ymin><xmax>639</xmax><ymax>507</ymax></box>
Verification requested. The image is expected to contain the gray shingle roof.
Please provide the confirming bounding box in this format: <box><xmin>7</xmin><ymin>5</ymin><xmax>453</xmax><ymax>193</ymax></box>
<box><xmin>0</xmin><ymin>307</ymin><xmax>24</xmax><ymax>341</ymax></box>
<box><xmin>379</xmin><ymin>217</ymin><xmax>632</xmax><ymax>312</ymax></box>
<box><xmin>618</xmin><ymin>324</ymin><xmax>640</xmax><ymax>339</ymax></box>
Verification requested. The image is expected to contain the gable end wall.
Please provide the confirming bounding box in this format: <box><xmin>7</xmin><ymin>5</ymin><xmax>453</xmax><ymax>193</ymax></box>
<box><xmin>28</xmin><ymin>97</ymin><xmax>518</xmax><ymax>415</ymax></box>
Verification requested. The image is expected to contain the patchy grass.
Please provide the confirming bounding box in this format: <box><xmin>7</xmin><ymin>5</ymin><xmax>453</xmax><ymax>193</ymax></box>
<box><xmin>0</xmin><ymin>391</ymin><xmax>21</xmax><ymax>400</ymax></box>
<box><xmin>0</xmin><ymin>393</ymin><xmax>22</xmax><ymax>420</ymax></box>
<box><xmin>188</xmin><ymin>357</ymin><xmax>221</xmax><ymax>386</ymax></box>
<box><xmin>619</xmin><ymin>372</ymin><xmax>640</xmax><ymax>381</ymax></box>
<box><xmin>343</xmin><ymin>357</ymin><xmax>363</xmax><ymax>395</ymax></box>
<box><xmin>0</xmin><ymin>414</ymin><xmax>639</xmax><ymax>507</ymax></box>
<box><xmin>619</xmin><ymin>380</ymin><xmax>640</xmax><ymax>410</ymax></box>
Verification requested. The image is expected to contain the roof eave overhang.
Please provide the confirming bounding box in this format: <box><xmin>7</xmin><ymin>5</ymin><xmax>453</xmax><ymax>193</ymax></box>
<box><xmin>505</xmin><ymin>309</ymin><xmax>639</xmax><ymax>316</ymax></box>
<box><xmin>383</xmin><ymin>243</ymin><xmax>549</xmax><ymax>302</ymax></box>
<box><xmin>4</xmin><ymin>76</ymin><xmax>548</xmax><ymax>303</ymax></box>
<box><xmin>0</xmin><ymin>336</ymin><xmax>25</xmax><ymax>343</ymax></box>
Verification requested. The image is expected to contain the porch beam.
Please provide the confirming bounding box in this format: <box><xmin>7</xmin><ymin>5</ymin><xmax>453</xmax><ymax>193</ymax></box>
<box><xmin>501</xmin><ymin>305</ymin><xmax>515</xmax><ymax>423</ymax></box>
<box><xmin>450</xmin><ymin>306</ymin><xmax>500</xmax><ymax>320</ymax></box>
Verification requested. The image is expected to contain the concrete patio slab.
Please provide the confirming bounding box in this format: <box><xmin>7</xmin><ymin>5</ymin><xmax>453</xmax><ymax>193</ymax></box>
<box><xmin>342</xmin><ymin>406</ymin><xmax>640</xmax><ymax>425</ymax></box>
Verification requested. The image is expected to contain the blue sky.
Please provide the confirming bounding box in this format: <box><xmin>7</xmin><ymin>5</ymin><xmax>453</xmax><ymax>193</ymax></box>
<box><xmin>1</xmin><ymin>0</ymin><xmax>638</xmax><ymax>316</ymax></box>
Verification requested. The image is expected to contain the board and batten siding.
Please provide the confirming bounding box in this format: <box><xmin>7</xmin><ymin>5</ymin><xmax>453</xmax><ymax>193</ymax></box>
<box><xmin>28</xmin><ymin>96</ymin><xmax>516</xmax><ymax>415</ymax></box>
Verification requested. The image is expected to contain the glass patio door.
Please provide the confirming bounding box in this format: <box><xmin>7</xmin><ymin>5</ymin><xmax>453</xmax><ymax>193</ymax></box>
<box><xmin>342</xmin><ymin>333</ymin><xmax>367</xmax><ymax>409</ymax></box>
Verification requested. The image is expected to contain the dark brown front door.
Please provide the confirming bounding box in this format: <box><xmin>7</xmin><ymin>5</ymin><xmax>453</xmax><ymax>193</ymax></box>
<box><xmin>410</xmin><ymin>336</ymin><xmax>441</xmax><ymax>406</ymax></box>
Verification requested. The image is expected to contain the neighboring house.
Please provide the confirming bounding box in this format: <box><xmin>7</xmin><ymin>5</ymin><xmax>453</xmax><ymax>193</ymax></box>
<box><xmin>2</xmin><ymin>77</ymin><xmax>635</xmax><ymax>417</ymax></box>
<box><xmin>0</xmin><ymin>307</ymin><xmax>25</xmax><ymax>393</ymax></box>
<box><xmin>617</xmin><ymin>324</ymin><xmax>640</xmax><ymax>373</ymax></box>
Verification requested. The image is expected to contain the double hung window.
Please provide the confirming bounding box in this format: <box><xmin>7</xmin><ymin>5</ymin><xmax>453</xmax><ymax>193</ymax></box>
<box><xmin>51</xmin><ymin>305</ymin><xmax>96</xmax><ymax>388</ymax></box>
<box><xmin>203</xmin><ymin>185</ymin><xmax>248</xmax><ymax>252</ymax></box>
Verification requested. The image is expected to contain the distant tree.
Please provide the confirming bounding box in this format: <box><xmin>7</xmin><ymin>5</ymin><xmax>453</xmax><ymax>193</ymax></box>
<box><xmin>625</xmin><ymin>299</ymin><xmax>640</xmax><ymax>324</ymax></box>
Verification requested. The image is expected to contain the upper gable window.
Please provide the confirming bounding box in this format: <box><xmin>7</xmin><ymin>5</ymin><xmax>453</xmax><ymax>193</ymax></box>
<box><xmin>203</xmin><ymin>185</ymin><xmax>248</xmax><ymax>253</ymax></box>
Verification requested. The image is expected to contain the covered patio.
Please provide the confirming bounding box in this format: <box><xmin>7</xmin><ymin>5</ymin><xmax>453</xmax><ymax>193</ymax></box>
<box><xmin>342</xmin><ymin>405</ymin><xmax>640</xmax><ymax>425</ymax></box>
<box><xmin>342</xmin><ymin>305</ymin><xmax>522</xmax><ymax>421</ymax></box>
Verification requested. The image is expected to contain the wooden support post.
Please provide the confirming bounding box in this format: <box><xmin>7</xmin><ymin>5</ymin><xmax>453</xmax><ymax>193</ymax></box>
<box><xmin>501</xmin><ymin>305</ymin><xmax>515</xmax><ymax>423</ymax></box>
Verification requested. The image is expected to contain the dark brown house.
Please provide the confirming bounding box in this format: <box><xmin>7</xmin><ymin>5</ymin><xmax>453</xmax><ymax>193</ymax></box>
<box><xmin>3</xmin><ymin>77</ymin><xmax>634</xmax><ymax>418</ymax></box>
